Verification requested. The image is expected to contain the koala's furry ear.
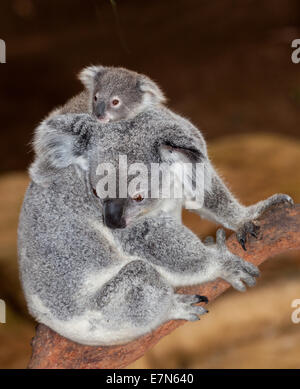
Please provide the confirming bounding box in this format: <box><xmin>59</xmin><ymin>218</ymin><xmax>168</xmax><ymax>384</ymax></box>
<box><xmin>159</xmin><ymin>143</ymin><xmax>211</xmax><ymax>207</ymax></box>
<box><xmin>29</xmin><ymin>115</ymin><xmax>90</xmax><ymax>186</ymax></box>
<box><xmin>137</xmin><ymin>76</ymin><xmax>166</xmax><ymax>104</ymax></box>
<box><xmin>78</xmin><ymin>65</ymin><xmax>106</xmax><ymax>89</ymax></box>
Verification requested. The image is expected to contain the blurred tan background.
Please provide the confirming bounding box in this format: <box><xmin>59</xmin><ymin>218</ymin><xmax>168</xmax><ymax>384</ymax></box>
<box><xmin>0</xmin><ymin>0</ymin><xmax>300</xmax><ymax>369</ymax></box>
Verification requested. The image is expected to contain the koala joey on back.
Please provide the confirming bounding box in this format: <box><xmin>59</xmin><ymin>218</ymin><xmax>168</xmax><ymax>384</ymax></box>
<box><xmin>56</xmin><ymin>65</ymin><xmax>166</xmax><ymax>123</ymax></box>
<box><xmin>19</xmin><ymin>103</ymin><xmax>294</xmax><ymax>346</ymax></box>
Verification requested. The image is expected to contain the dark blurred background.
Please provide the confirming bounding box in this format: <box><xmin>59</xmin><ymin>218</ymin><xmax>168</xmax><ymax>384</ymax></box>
<box><xmin>1</xmin><ymin>0</ymin><xmax>300</xmax><ymax>172</ymax></box>
<box><xmin>0</xmin><ymin>0</ymin><xmax>300</xmax><ymax>369</ymax></box>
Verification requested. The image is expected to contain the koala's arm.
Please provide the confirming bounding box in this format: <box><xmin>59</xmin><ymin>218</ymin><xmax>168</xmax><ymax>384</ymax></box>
<box><xmin>159</xmin><ymin>113</ymin><xmax>293</xmax><ymax>249</ymax></box>
<box><xmin>118</xmin><ymin>215</ymin><xmax>259</xmax><ymax>291</ymax></box>
<box><xmin>192</xmin><ymin>164</ymin><xmax>293</xmax><ymax>249</ymax></box>
<box><xmin>194</xmin><ymin>166</ymin><xmax>248</xmax><ymax>230</ymax></box>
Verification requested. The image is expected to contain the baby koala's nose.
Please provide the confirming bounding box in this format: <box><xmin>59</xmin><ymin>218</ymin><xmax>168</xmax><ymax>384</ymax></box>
<box><xmin>95</xmin><ymin>101</ymin><xmax>106</xmax><ymax>118</ymax></box>
<box><xmin>103</xmin><ymin>199</ymin><xmax>127</xmax><ymax>229</ymax></box>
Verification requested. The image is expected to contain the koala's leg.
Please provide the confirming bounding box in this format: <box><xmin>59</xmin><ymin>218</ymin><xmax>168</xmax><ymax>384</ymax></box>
<box><xmin>89</xmin><ymin>260</ymin><xmax>197</xmax><ymax>339</ymax></box>
<box><xmin>93</xmin><ymin>260</ymin><xmax>171</xmax><ymax>329</ymax></box>
<box><xmin>119</xmin><ymin>218</ymin><xmax>260</xmax><ymax>292</ymax></box>
<box><xmin>192</xmin><ymin>167</ymin><xmax>293</xmax><ymax>250</ymax></box>
<box><xmin>90</xmin><ymin>260</ymin><xmax>208</xmax><ymax>340</ymax></box>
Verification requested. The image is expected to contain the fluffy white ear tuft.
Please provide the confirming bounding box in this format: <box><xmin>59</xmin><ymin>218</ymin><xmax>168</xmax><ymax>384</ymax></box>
<box><xmin>78</xmin><ymin>65</ymin><xmax>105</xmax><ymax>89</ymax></box>
<box><xmin>29</xmin><ymin>116</ymin><xmax>90</xmax><ymax>186</ymax></box>
<box><xmin>138</xmin><ymin>76</ymin><xmax>166</xmax><ymax>104</ymax></box>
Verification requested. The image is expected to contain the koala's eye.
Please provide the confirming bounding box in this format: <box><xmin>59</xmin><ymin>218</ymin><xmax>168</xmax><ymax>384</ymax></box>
<box><xmin>112</xmin><ymin>98</ymin><xmax>120</xmax><ymax>106</ymax></box>
<box><xmin>132</xmin><ymin>194</ymin><xmax>144</xmax><ymax>202</ymax></box>
<box><xmin>94</xmin><ymin>95</ymin><xmax>98</xmax><ymax>102</ymax></box>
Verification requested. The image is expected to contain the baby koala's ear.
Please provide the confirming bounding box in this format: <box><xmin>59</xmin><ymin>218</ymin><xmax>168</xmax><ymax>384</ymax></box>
<box><xmin>137</xmin><ymin>75</ymin><xmax>166</xmax><ymax>104</ymax></box>
<box><xmin>78</xmin><ymin>65</ymin><xmax>106</xmax><ymax>89</ymax></box>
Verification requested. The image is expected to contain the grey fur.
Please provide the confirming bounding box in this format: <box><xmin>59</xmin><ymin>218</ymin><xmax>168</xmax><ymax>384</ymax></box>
<box><xmin>46</xmin><ymin>65</ymin><xmax>165</xmax><ymax>128</ymax></box>
<box><xmin>18</xmin><ymin>69</ymin><xmax>293</xmax><ymax>346</ymax></box>
<box><xmin>75</xmin><ymin>65</ymin><xmax>165</xmax><ymax>122</ymax></box>
<box><xmin>19</xmin><ymin>107</ymin><xmax>293</xmax><ymax>346</ymax></box>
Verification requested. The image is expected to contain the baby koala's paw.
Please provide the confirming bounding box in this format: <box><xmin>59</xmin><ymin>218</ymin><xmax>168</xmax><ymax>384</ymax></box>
<box><xmin>170</xmin><ymin>294</ymin><xmax>209</xmax><ymax>322</ymax></box>
<box><xmin>46</xmin><ymin>113</ymin><xmax>97</xmax><ymax>136</ymax></box>
<box><xmin>216</xmin><ymin>229</ymin><xmax>260</xmax><ymax>292</ymax></box>
<box><xmin>70</xmin><ymin>114</ymin><xmax>98</xmax><ymax>136</ymax></box>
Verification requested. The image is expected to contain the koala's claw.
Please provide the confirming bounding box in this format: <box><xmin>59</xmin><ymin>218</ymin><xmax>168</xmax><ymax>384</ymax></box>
<box><xmin>185</xmin><ymin>306</ymin><xmax>209</xmax><ymax>321</ymax></box>
<box><xmin>176</xmin><ymin>294</ymin><xmax>208</xmax><ymax>305</ymax></box>
<box><xmin>236</xmin><ymin>221</ymin><xmax>260</xmax><ymax>251</ymax></box>
<box><xmin>239</xmin><ymin>238</ymin><xmax>247</xmax><ymax>251</ymax></box>
<box><xmin>172</xmin><ymin>294</ymin><xmax>209</xmax><ymax>321</ymax></box>
<box><xmin>195</xmin><ymin>295</ymin><xmax>209</xmax><ymax>304</ymax></box>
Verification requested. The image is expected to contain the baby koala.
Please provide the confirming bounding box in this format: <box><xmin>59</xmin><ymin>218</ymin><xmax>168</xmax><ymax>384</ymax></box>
<box><xmin>58</xmin><ymin>65</ymin><xmax>166</xmax><ymax>123</ymax></box>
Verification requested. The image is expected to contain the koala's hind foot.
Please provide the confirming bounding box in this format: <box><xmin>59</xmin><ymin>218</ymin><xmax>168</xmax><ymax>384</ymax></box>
<box><xmin>215</xmin><ymin>229</ymin><xmax>260</xmax><ymax>292</ymax></box>
<box><xmin>168</xmin><ymin>294</ymin><xmax>209</xmax><ymax>322</ymax></box>
<box><xmin>237</xmin><ymin>193</ymin><xmax>294</xmax><ymax>251</ymax></box>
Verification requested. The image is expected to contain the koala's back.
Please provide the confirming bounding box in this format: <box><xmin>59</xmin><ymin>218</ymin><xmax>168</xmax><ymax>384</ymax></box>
<box><xmin>50</xmin><ymin>90</ymin><xmax>90</xmax><ymax>118</ymax></box>
<box><xmin>18</xmin><ymin>167</ymin><xmax>122</xmax><ymax>322</ymax></box>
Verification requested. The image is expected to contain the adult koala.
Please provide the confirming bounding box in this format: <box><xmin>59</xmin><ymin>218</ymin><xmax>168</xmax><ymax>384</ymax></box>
<box><xmin>18</xmin><ymin>108</ymin><xmax>292</xmax><ymax>345</ymax></box>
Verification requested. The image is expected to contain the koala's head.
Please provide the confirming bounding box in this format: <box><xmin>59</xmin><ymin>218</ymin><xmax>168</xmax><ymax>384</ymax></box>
<box><xmin>78</xmin><ymin>65</ymin><xmax>166</xmax><ymax>123</ymax></box>
<box><xmin>84</xmin><ymin>126</ymin><xmax>163</xmax><ymax>229</ymax></box>
<box><xmin>30</xmin><ymin>110</ymin><xmax>206</xmax><ymax>230</ymax></box>
<box><xmin>90</xmin><ymin>158</ymin><xmax>162</xmax><ymax>230</ymax></box>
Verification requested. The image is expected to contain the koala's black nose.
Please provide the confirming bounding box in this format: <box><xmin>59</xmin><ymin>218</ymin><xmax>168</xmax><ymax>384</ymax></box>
<box><xmin>95</xmin><ymin>101</ymin><xmax>106</xmax><ymax>118</ymax></box>
<box><xmin>103</xmin><ymin>199</ymin><xmax>127</xmax><ymax>229</ymax></box>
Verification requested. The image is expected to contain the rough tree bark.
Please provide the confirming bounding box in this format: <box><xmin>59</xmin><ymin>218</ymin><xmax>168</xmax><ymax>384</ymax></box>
<box><xmin>28</xmin><ymin>203</ymin><xmax>300</xmax><ymax>369</ymax></box>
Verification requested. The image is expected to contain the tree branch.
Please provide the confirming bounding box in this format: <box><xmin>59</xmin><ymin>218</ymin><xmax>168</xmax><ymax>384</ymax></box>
<box><xmin>28</xmin><ymin>204</ymin><xmax>300</xmax><ymax>369</ymax></box>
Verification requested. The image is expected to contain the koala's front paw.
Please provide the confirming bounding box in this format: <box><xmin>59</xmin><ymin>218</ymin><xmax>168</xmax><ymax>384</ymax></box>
<box><xmin>237</xmin><ymin>193</ymin><xmax>294</xmax><ymax>251</ymax></box>
<box><xmin>257</xmin><ymin>193</ymin><xmax>294</xmax><ymax>212</ymax></box>
<box><xmin>216</xmin><ymin>229</ymin><xmax>260</xmax><ymax>292</ymax></box>
<box><xmin>172</xmin><ymin>294</ymin><xmax>209</xmax><ymax>321</ymax></box>
<box><xmin>236</xmin><ymin>221</ymin><xmax>260</xmax><ymax>251</ymax></box>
